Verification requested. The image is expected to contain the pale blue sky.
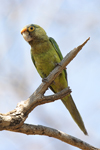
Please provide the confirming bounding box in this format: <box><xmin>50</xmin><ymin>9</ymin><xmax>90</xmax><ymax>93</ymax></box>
<box><xmin>0</xmin><ymin>0</ymin><xmax>100</xmax><ymax>149</ymax></box>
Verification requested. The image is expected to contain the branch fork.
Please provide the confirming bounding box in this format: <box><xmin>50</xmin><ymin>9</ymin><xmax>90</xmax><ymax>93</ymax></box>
<box><xmin>1</xmin><ymin>37</ymin><xmax>99</xmax><ymax>150</ymax></box>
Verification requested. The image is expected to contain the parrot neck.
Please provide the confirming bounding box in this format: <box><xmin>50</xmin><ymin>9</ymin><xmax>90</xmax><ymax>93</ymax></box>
<box><xmin>28</xmin><ymin>34</ymin><xmax>49</xmax><ymax>47</ymax></box>
<box><xmin>30</xmin><ymin>39</ymin><xmax>51</xmax><ymax>54</ymax></box>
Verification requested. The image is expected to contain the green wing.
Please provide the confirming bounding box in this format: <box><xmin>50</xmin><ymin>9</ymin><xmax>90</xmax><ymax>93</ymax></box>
<box><xmin>49</xmin><ymin>37</ymin><xmax>67</xmax><ymax>80</ymax></box>
<box><xmin>31</xmin><ymin>37</ymin><xmax>67</xmax><ymax>80</ymax></box>
<box><xmin>31</xmin><ymin>50</ymin><xmax>36</xmax><ymax>67</ymax></box>
<box><xmin>49</xmin><ymin>37</ymin><xmax>63</xmax><ymax>60</ymax></box>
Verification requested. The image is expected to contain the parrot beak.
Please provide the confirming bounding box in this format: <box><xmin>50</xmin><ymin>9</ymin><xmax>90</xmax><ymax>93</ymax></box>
<box><xmin>21</xmin><ymin>27</ymin><xmax>33</xmax><ymax>42</ymax></box>
<box><xmin>21</xmin><ymin>27</ymin><xmax>27</xmax><ymax>34</ymax></box>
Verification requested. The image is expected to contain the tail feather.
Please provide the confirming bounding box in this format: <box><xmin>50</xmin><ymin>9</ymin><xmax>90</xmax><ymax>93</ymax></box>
<box><xmin>62</xmin><ymin>95</ymin><xmax>88</xmax><ymax>135</ymax></box>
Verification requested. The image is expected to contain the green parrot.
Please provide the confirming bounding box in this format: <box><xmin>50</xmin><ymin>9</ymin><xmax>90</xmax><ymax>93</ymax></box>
<box><xmin>21</xmin><ymin>24</ymin><xmax>87</xmax><ymax>135</ymax></box>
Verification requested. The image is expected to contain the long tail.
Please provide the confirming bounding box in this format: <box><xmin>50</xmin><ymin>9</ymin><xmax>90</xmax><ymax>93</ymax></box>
<box><xmin>62</xmin><ymin>94</ymin><xmax>88</xmax><ymax>135</ymax></box>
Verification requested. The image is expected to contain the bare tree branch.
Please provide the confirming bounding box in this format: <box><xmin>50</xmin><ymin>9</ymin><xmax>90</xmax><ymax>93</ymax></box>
<box><xmin>0</xmin><ymin>87</ymin><xmax>71</xmax><ymax>130</ymax></box>
<box><xmin>1</xmin><ymin>37</ymin><xmax>99</xmax><ymax>150</ymax></box>
<box><xmin>0</xmin><ymin>38</ymin><xmax>90</xmax><ymax>130</ymax></box>
<box><xmin>39</xmin><ymin>87</ymin><xmax>71</xmax><ymax>104</ymax></box>
<box><xmin>11</xmin><ymin>124</ymin><xmax>99</xmax><ymax>150</ymax></box>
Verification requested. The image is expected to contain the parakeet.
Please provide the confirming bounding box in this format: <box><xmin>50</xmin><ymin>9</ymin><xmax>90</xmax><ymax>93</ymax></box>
<box><xmin>21</xmin><ymin>24</ymin><xmax>87</xmax><ymax>135</ymax></box>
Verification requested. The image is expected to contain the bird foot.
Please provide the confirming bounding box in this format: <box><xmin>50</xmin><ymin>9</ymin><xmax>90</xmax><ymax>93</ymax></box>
<box><xmin>55</xmin><ymin>62</ymin><xmax>61</xmax><ymax>67</ymax></box>
<box><xmin>42</xmin><ymin>77</ymin><xmax>48</xmax><ymax>83</ymax></box>
<box><xmin>52</xmin><ymin>80</ymin><xmax>55</xmax><ymax>85</ymax></box>
<box><xmin>55</xmin><ymin>63</ymin><xmax>67</xmax><ymax>69</ymax></box>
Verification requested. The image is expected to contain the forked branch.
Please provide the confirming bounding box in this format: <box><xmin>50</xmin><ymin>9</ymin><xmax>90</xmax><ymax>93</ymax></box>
<box><xmin>0</xmin><ymin>37</ymin><xmax>98</xmax><ymax>150</ymax></box>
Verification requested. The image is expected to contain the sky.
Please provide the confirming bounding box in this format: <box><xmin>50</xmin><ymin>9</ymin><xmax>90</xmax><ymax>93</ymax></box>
<box><xmin>0</xmin><ymin>0</ymin><xmax>100</xmax><ymax>150</ymax></box>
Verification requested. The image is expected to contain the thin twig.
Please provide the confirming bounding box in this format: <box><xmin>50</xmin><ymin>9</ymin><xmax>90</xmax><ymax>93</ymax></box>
<box><xmin>39</xmin><ymin>87</ymin><xmax>71</xmax><ymax>104</ymax></box>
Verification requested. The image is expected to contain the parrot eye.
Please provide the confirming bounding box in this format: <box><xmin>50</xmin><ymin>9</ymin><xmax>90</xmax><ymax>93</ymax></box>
<box><xmin>28</xmin><ymin>26</ymin><xmax>35</xmax><ymax>32</ymax></box>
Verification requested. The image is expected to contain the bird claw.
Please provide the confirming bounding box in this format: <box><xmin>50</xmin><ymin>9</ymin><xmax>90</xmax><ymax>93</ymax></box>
<box><xmin>55</xmin><ymin>63</ymin><xmax>67</xmax><ymax>69</ymax></box>
<box><xmin>55</xmin><ymin>62</ymin><xmax>61</xmax><ymax>67</ymax></box>
<box><xmin>52</xmin><ymin>80</ymin><xmax>55</xmax><ymax>85</ymax></box>
<box><xmin>42</xmin><ymin>77</ymin><xmax>48</xmax><ymax>83</ymax></box>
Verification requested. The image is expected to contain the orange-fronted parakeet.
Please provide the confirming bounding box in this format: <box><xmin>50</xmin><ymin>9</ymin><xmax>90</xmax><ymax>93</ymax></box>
<box><xmin>21</xmin><ymin>24</ymin><xmax>87</xmax><ymax>135</ymax></box>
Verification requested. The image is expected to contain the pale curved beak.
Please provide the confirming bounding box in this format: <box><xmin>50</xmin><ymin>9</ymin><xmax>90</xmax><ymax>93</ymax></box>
<box><xmin>21</xmin><ymin>27</ymin><xmax>27</xmax><ymax>34</ymax></box>
<box><xmin>21</xmin><ymin>27</ymin><xmax>33</xmax><ymax>42</ymax></box>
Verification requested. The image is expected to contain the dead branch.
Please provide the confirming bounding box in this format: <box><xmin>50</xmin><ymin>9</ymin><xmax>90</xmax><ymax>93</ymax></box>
<box><xmin>1</xmin><ymin>37</ymin><xmax>99</xmax><ymax>150</ymax></box>
<box><xmin>13</xmin><ymin>123</ymin><xmax>99</xmax><ymax>150</ymax></box>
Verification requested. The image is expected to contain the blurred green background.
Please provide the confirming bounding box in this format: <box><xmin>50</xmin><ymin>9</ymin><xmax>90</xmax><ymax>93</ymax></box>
<box><xmin>0</xmin><ymin>0</ymin><xmax>100</xmax><ymax>149</ymax></box>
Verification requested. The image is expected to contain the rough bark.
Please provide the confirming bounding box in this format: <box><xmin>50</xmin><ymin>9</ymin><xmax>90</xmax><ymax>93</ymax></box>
<box><xmin>1</xmin><ymin>37</ymin><xmax>99</xmax><ymax>150</ymax></box>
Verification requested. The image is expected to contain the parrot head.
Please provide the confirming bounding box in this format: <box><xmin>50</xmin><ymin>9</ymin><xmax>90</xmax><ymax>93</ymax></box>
<box><xmin>21</xmin><ymin>24</ymin><xmax>48</xmax><ymax>45</ymax></box>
